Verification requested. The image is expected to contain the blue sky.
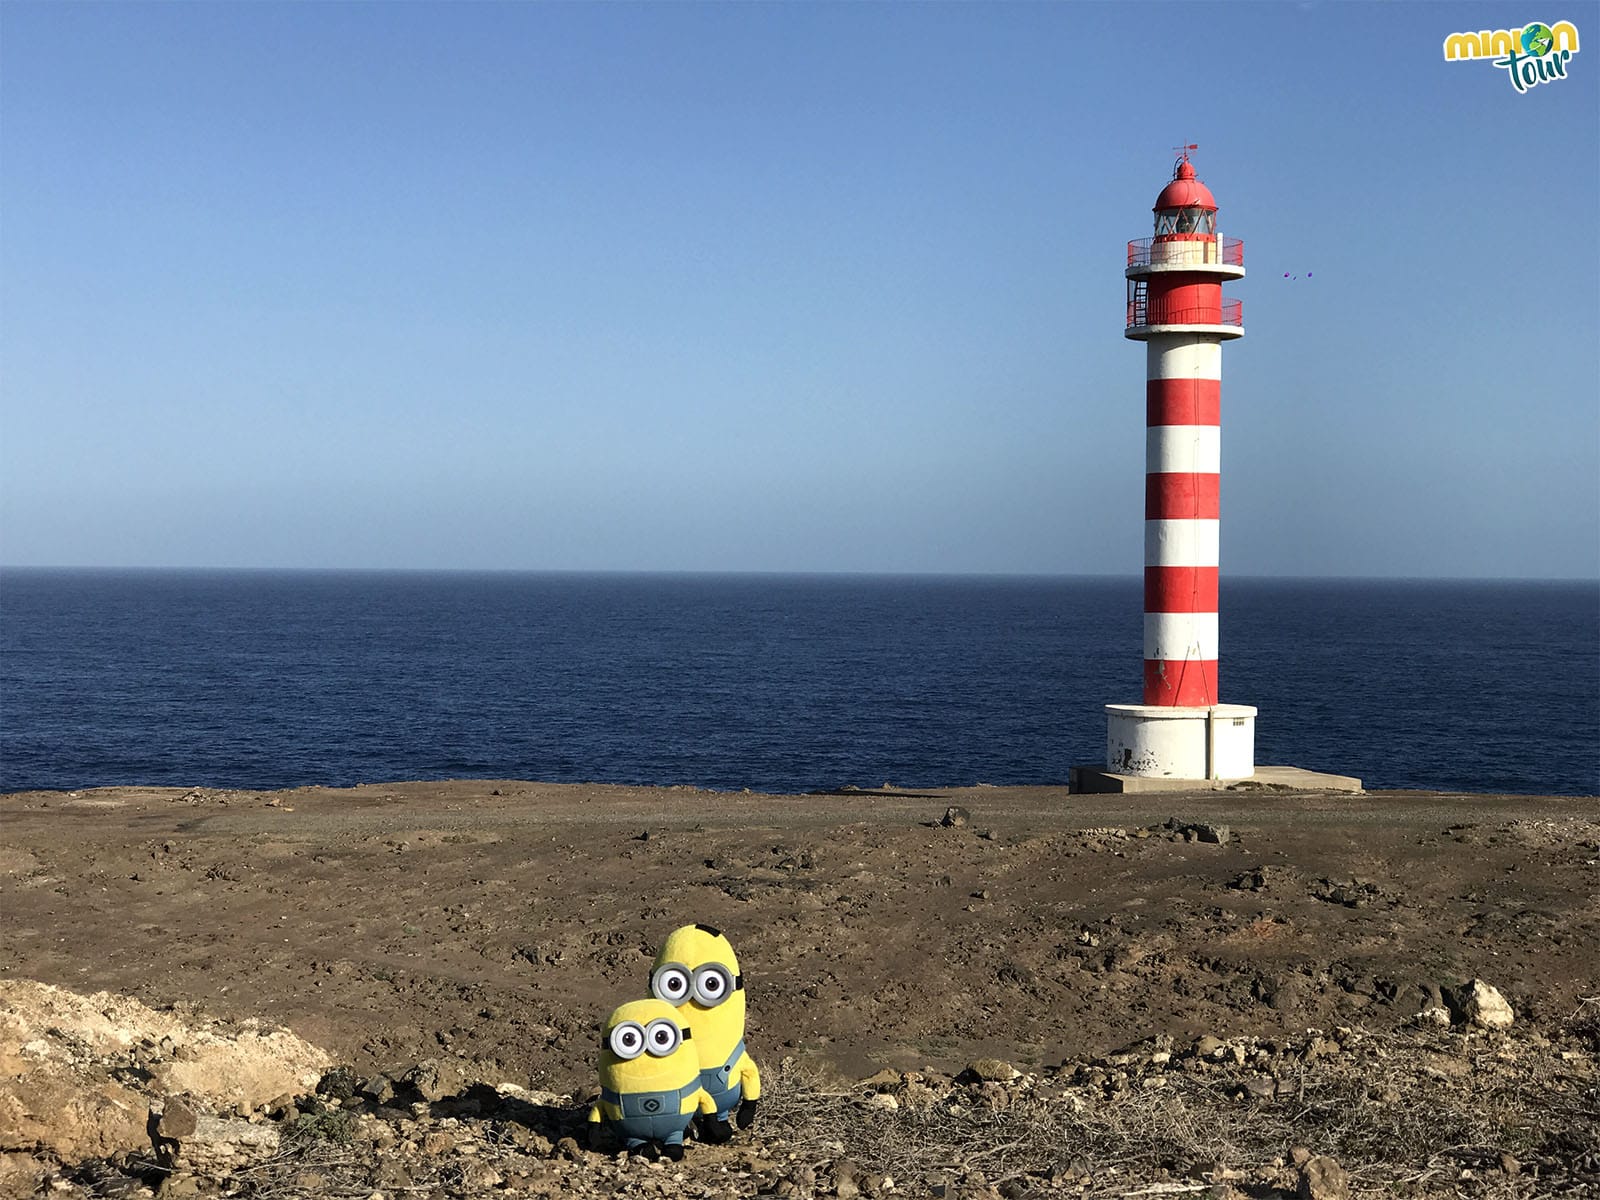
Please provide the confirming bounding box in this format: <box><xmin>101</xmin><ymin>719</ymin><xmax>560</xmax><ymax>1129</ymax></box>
<box><xmin>2</xmin><ymin>2</ymin><xmax>1595</xmax><ymax>577</ymax></box>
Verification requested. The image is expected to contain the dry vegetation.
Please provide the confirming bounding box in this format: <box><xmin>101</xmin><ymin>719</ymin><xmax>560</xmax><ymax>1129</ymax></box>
<box><xmin>757</xmin><ymin>1019</ymin><xmax>1600</xmax><ymax>1199</ymax></box>
<box><xmin>36</xmin><ymin>1014</ymin><xmax>1598</xmax><ymax>1200</ymax></box>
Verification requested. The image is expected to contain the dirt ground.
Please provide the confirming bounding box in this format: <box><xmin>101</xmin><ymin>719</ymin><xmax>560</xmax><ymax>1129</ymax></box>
<box><xmin>2</xmin><ymin>780</ymin><xmax>1596</xmax><ymax>1098</ymax></box>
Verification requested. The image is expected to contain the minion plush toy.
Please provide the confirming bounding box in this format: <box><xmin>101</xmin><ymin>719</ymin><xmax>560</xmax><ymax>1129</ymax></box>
<box><xmin>588</xmin><ymin>998</ymin><xmax>723</xmax><ymax>1159</ymax></box>
<box><xmin>649</xmin><ymin>924</ymin><xmax>761</xmax><ymax>1138</ymax></box>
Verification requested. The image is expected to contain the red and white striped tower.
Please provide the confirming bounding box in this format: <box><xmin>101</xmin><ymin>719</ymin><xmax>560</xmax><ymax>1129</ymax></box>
<box><xmin>1105</xmin><ymin>150</ymin><xmax>1256</xmax><ymax>781</ymax></box>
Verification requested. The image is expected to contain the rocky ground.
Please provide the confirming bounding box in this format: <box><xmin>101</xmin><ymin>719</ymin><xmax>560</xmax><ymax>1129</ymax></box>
<box><xmin>1</xmin><ymin>780</ymin><xmax>1596</xmax><ymax>1198</ymax></box>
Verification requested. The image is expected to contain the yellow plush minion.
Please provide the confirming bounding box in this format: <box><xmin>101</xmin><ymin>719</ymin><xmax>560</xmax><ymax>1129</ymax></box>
<box><xmin>649</xmin><ymin>923</ymin><xmax>761</xmax><ymax>1136</ymax></box>
<box><xmin>587</xmin><ymin>998</ymin><xmax>719</xmax><ymax>1159</ymax></box>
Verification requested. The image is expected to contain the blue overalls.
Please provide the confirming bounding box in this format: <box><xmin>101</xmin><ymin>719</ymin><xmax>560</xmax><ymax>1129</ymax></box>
<box><xmin>698</xmin><ymin>1039</ymin><xmax>747</xmax><ymax>1122</ymax></box>
<box><xmin>598</xmin><ymin>1079</ymin><xmax>703</xmax><ymax>1148</ymax></box>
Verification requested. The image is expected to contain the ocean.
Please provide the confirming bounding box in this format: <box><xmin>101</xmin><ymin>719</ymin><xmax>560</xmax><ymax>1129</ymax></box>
<box><xmin>0</xmin><ymin>569</ymin><xmax>1595</xmax><ymax>797</ymax></box>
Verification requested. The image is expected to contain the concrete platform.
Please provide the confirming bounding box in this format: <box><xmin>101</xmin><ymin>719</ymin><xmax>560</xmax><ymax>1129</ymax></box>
<box><xmin>1069</xmin><ymin>764</ymin><xmax>1364</xmax><ymax>795</ymax></box>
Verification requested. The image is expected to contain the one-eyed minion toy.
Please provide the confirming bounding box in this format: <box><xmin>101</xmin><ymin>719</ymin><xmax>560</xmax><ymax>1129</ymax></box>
<box><xmin>588</xmin><ymin>998</ymin><xmax>722</xmax><ymax>1159</ymax></box>
<box><xmin>649</xmin><ymin>924</ymin><xmax>761</xmax><ymax>1138</ymax></box>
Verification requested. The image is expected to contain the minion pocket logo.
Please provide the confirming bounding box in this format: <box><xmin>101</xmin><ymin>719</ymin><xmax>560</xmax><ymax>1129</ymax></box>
<box><xmin>1443</xmin><ymin>20</ymin><xmax>1580</xmax><ymax>92</ymax></box>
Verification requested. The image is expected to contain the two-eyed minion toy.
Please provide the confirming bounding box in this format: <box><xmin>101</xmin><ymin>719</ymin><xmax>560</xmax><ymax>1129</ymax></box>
<box><xmin>587</xmin><ymin>998</ymin><xmax>719</xmax><ymax>1159</ymax></box>
<box><xmin>648</xmin><ymin>923</ymin><xmax>761</xmax><ymax>1139</ymax></box>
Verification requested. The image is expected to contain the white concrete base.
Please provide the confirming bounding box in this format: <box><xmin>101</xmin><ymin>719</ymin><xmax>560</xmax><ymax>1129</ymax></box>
<box><xmin>1069</xmin><ymin>763</ymin><xmax>1363</xmax><ymax>794</ymax></box>
<box><xmin>1105</xmin><ymin>703</ymin><xmax>1257</xmax><ymax>780</ymax></box>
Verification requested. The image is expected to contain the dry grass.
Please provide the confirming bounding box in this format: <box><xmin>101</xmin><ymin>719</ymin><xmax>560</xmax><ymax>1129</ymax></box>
<box><xmin>761</xmin><ymin>1027</ymin><xmax>1599</xmax><ymax>1197</ymax></box>
<box><xmin>215</xmin><ymin>1119</ymin><xmax>391</xmax><ymax>1200</ymax></box>
<box><xmin>60</xmin><ymin>1026</ymin><xmax>1598</xmax><ymax>1199</ymax></box>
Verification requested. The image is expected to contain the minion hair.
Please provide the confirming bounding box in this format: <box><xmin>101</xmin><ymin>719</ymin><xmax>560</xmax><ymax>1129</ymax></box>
<box><xmin>694</xmin><ymin>923</ymin><xmax>722</xmax><ymax>937</ymax></box>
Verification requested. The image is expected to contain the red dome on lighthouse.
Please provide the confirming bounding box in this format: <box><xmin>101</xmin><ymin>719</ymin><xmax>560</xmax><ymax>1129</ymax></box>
<box><xmin>1154</xmin><ymin>159</ymin><xmax>1217</xmax><ymax>212</ymax></box>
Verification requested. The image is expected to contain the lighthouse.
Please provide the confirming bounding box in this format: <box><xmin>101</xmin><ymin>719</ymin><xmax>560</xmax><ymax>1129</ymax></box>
<box><xmin>1105</xmin><ymin>150</ymin><xmax>1257</xmax><ymax>781</ymax></box>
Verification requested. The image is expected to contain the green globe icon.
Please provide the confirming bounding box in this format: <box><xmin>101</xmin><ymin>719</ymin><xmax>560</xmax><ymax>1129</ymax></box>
<box><xmin>1522</xmin><ymin>23</ymin><xmax>1554</xmax><ymax>55</ymax></box>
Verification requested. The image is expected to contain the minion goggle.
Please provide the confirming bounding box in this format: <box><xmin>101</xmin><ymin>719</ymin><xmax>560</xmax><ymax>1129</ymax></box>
<box><xmin>650</xmin><ymin>961</ymin><xmax>742</xmax><ymax>1008</ymax></box>
<box><xmin>603</xmin><ymin>1017</ymin><xmax>690</xmax><ymax>1060</ymax></box>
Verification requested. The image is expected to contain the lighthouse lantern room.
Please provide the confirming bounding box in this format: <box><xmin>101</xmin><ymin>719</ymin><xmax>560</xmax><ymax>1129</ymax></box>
<box><xmin>1105</xmin><ymin>150</ymin><xmax>1256</xmax><ymax>781</ymax></box>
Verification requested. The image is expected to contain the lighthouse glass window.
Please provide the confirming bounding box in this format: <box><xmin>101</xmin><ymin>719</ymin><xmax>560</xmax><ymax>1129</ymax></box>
<box><xmin>1156</xmin><ymin>208</ymin><xmax>1215</xmax><ymax>236</ymax></box>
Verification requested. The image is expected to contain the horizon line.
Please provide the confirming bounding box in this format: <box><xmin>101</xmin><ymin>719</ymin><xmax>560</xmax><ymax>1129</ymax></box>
<box><xmin>2</xmin><ymin>564</ymin><xmax>1597</xmax><ymax>586</ymax></box>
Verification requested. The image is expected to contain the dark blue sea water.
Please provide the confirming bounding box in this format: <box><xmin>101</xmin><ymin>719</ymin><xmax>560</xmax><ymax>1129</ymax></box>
<box><xmin>1</xmin><ymin>570</ymin><xmax>1595</xmax><ymax>797</ymax></box>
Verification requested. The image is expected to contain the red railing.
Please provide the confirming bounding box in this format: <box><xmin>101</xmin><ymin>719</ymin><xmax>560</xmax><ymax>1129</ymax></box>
<box><xmin>1126</xmin><ymin>236</ymin><xmax>1244</xmax><ymax>269</ymax></box>
<box><xmin>1127</xmin><ymin>296</ymin><xmax>1243</xmax><ymax>329</ymax></box>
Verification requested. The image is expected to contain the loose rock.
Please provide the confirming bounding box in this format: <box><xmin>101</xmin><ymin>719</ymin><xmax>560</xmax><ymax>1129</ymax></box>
<box><xmin>403</xmin><ymin>1058</ymin><xmax>464</xmax><ymax>1102</ymax></box>
<box><xmin>1465</xmin><ymin>979</ymin><xmax>1515</xmax><ymax>1030</ymax></box>
<box><xmin>963</xmin><ymin>1058</ymin><xmax>1018</xmax><ymax>1082</ymax></box>
<box><xmin>1298</xmin><ymin>1154</ymin><xmax>1350</xmax><ymax>1200</ymax></box>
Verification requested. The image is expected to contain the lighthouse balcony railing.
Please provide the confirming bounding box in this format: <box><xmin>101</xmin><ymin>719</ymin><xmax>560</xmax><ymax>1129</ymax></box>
<box><xmin>1126</xmin><ymin>236</ymin><xmax>1244</xmax><ymax>269</ymax></box>
<box><xmin>1126</xmin><ymin>297</ymin><xmax>1242</xmax><ymax>329</ymax></box>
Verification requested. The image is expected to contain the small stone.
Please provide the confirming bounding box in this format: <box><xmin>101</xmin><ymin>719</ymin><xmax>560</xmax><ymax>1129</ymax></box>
<box><xmin>404</xmin><ymin>1058</ymin><xmax>464</xmax><ymax>1102</ymax></box>
<box><xmin>965</xmin><ymin>1058</ymin><xmax>1018</xmax><ymax>1082</ymax></box>
<box><xmin>421</xmin><ymin>1130</ymin><xmax>454</xmax><ymax>1156</ymax></box>
<box><xmin>1194</xmin><ymin>1035</ymin><xmax>1226</xmax><ymax>1059</ymax></box>
<box><xmin>1241</xmin><ymin>1076</ymin><xmax>1276</xmax><ymax>1100</ymax></box>
<box><xmin>833</xmin><ymin>1158</ymin><xmax>863</xmax><ymax>1197</ymax></box>
<box><xmin>1047</xmin><ymin>1157</ymin><xmax>1090</xmax><ymax>1181</ymax></box>
<box><xmin>1465</xmin><ymin>980</ymin><xmax>1515</xmax><ymax>1029</ymax></box>
<box><xmin>265</xmin><ymin>1092</ymin><xmax>298</xmax><ymax>1119</ymax></box>
<box><xmin>375</xmin><ymin>1160</ymin><xmax>413</xmax><ymax>1188</ymax></box>
<box><xmin>1499</xmin><ymin>1153</ymin><xmax>1520</xmax><ymax>1175</ymax></box>
<box><xmin>156</xmin><ymin>1097</ymin><xmax>200</xmax><ymax>1140</ymax></box>
<box><xmin>860</xmin><ymin>1068</ymin><xmax>903</xmax><ymax>1089</ymax></box>
<box><xmin>1305</xmin><ymin>1035</ymin><xmax>1337</xmax><ymax>1061</ymax></box>
<box><xmin>941</xmin><ymin>806</ymin><xmax>971</xmax><ymax>828</ymax></box>
<box><xmin>865</xmin><ymin>1092</ymin><xmax>899</xmax><ymax>1111</ymax></box>
<box><xmin>465</xmin><ymin>1162</ymin><xmax>503</xmax><ymax>1188</ymax></box>
<box><xmin>317</xmin><ymin>1066</ymin><xmax>359</xmax><ymax>1101</ymax></box>
<box><xmin>556</xmin><ymin>1136</ymin><xmax>585</xmax><ymax>1161</ymax></box>
<box><xmin>359</xmin><ymin>1075</ymin><xmax>395</xmax><ymax>1104</ymax></box>
<box><xmin>1192</xmin><ymin>823</ymin><xmax>1231</xmax><ymax>844</ymax></box>
<box><xmin>1298</xmin><ymin>1154</ymin><xmax>1350</xmax><ymax>1200</ymax></box>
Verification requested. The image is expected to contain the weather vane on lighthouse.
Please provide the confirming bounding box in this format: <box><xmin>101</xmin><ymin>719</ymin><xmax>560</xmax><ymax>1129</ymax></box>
<box><xmin>1101</xmin><ymin>149</ymin><xmax>1257</xmax><ymax>783</ymax></box>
